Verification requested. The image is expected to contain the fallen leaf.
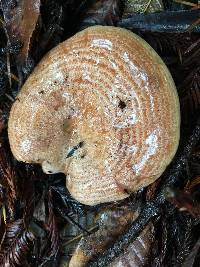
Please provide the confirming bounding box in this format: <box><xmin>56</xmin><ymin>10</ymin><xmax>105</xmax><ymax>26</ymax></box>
<box><xmin>1</xmin><ymin>0</ymin><xmax>41</xmax><ymax>66</ymax></box>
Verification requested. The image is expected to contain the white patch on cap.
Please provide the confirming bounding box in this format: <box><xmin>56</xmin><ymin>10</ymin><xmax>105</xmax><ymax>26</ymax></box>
<box><xmin>127</xmin><ymin>145</ymin><xmax>138</xmax><ymax>154</ymax></box>
<box><xmin>83</xmin><ymin>71</ymin><xmax>91</xmax><ymax>82</ymax></box>
<box><xmin>123</xmin><ymin>52</ymin><xmax>148</xmax><ymax>84</ymax></box>
<box><xmin>132</xmin><ymin>129</ymin><xmax>159</xmax><ymax>174</ymax></box>
<box><xmin>55</xmin><ymin>71</ymin><xmax>64</xmax><ymax>82</ymax></box>
<box><xmin>21</xmin><ymin>139</ymin><xmax>32</xmax><ymax>154</ymax></box>
<box><xmin>113</xmin><ymin>112</ymin><xmax>137</xmax><ymax>128</ymax></box>
<box><xmin>91</xmin><ymin>39</ymin><xmax>113</xmax><ymax>51</ymax></box>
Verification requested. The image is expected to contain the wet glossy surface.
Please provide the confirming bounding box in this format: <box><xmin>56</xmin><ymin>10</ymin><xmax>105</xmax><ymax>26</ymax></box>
<box><xmin>8</xmin><ymin>26</ymin><xmax>180</xmax><ymax>205</ymax></box>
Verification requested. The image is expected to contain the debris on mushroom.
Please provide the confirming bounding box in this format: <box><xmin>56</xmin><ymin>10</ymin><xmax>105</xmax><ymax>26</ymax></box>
<box><xmin>8</xmin><ymin>26</ymin><xmax>180</xmax><ymax>205</ymax></box>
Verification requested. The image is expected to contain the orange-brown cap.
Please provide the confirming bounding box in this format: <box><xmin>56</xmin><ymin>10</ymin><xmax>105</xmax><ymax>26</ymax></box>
<box><xmin>8</xmin><ymin>26</ymin><xmax>180</xmax><ymax>205</ymax></box>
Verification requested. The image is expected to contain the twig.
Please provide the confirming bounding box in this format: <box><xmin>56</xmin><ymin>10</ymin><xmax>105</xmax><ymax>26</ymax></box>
<box><xmin>4</xmin><ymin>72</ymin><xmax>19</xmax><ymax>82</ymax></box>
<box><xmin>5</xmin><ymin>94</ymin><xmax>15</xmax><ymax>102</ymax></box>
<box><xmin>187</xmin><ymin>18</ymin><xmax>200</xmax><ymax>32</ymax></box>
<box><xmin>173</xmin><ymin>0</ymin><xmax>197</xmax><ymax>7</ymax></box>
<box><xmin>184</xmin><ymin>38</ymin><xmax>200</xmax><ymax>54</ymax></box>
<box><xmin>119</xmin><ymin>10</ymin><xmax>200</xmax><ymax>33</ymax></box>
<box><xmin>63</xmin><ymin>226</ymin><xmax>98</xmax><ymax>246</ymax></box>
<box><xmin>56</xmin><ymin>207</ymin><xmax>90</xmax><ymax>234</ymax></box>
<box><xmin>88</xmin><ymin>117</ymin><xmax>200</xmax><ymax>266</ymax></box>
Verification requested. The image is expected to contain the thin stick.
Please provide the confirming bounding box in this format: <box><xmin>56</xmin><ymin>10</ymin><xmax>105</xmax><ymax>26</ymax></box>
<box><xmin>5</xmin><ymin>94</ymin><xmax>15</xmax><ymax>102</ymax></box>
<box><xmin>56</xmin><ymin>207</ymin><xmax>90</xmax><ymax>234</ymax></box>
<box><xmin>187</xmin><ymin>18</ymin><xmax>200</xmax><ymax>32</ymax></box>
<box><xmin>63</xmin><ymin>226</ymin><xmax>98</xmax><ymax>246</ymax></box>
<box><xmin>173</xmin><ymin>0</ymin><xmax>197</xmax><ymax>6</ymax></box>
<box><xmin>4</xmin><ymin>72</ymin><xmax>19</xmax><ymax>82</ymax></box>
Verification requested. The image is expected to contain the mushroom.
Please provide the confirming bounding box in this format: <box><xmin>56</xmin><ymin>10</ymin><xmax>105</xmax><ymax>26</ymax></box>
<box><xmin>8</xmin><ymin>26</ymin><xmax>180</xmax><ymax>205</ymax></box>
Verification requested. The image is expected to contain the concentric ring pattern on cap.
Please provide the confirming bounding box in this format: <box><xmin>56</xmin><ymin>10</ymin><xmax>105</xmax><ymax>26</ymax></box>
<box><xmin>8</xmin><ymin>26</ymin><xmax>180</xmax><ymax>205</ymax></box>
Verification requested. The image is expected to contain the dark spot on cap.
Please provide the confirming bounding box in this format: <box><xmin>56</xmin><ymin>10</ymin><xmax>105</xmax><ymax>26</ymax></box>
<box><xmin>118</xmin><ymin>99</ymin><xmax>126</xmax><ymax>110</ymax></box>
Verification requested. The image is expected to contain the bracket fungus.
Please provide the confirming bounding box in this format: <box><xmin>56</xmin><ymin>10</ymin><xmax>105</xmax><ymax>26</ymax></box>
<box><xmin>8</xmin><ymin>26</ymin><xmax>180</xmax><ymax>205</ymax></box>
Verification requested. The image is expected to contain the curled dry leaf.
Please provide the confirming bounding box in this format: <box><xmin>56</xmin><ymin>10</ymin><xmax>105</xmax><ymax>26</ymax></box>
<box><xmin>69</xmin><ymin>206</ymin><xmax>153</xmax><ymax>267</ymax></box>
<box><xmin>1</xmin><ymin>0</ymin><xmax>40</xmax><ymax>66</ymax></box>
<box><xmin>68</xmin><ymin>206</ymin><xmax>135</xmax><ymax>266</ymax></box>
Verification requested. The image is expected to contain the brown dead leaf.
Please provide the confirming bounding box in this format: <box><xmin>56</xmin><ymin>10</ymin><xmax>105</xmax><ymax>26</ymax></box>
<box><xmin>1</xmin><ymin>0</ymin><xmax>40</xmax><ymax>66</ymax></box>
<box><xmin>109</xmin><ymin>222</ymin><xmax>154</xmax><ymax>267</ymax></box>
<box><xmin>69</xmin><ymin>206</ymin><xmax>137</xmax><ymax>267</ymax></box>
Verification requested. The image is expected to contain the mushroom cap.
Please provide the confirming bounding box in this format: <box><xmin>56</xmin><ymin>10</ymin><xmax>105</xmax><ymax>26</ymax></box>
<box><xmin>8</xmin><ymin>26</ymin><xmax>180</xmax><ymax>205</ymax></box>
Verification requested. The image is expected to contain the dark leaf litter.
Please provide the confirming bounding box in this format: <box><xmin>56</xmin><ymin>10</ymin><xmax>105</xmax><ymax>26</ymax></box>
<box><xmin>0</xmin><ymin>0</ymin><xmax>200</xmax><ymax>266</ymax></box>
